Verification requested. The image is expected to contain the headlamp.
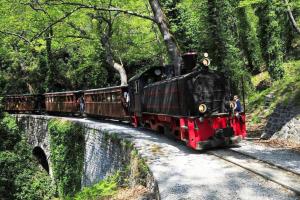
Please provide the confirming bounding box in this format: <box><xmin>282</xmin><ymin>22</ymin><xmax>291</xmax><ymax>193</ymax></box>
<box><xmin>199</xmin><ymin>104</ymin><xmax>207</xmax><ymax>113</ymax></box>
<box><xmin>202</xmin><ymin>58</ymin><xmax>211</xmax><ymax>66</ymax></box>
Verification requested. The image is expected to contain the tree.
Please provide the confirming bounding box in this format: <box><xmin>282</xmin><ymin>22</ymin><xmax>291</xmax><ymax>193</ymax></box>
<box><xmin>285</xmin><ymin>0</ymin><xmax>300</xmax><ymax>34</ymax></box>
<box><xmin>149</xmin><ymin>0</ymin><xmax>182</xmax><ymax>75</ymax></box>
<box><xmin>237</xmin><ymin>6</ymin><xmax>263</xmax><ymax>74</ymax></box>
<box><xmin>255</xmin><ymin>0</ymin><xmax>284</xmax><ymax>80</ymax></box>
<box><xmin>207</xmin><ymin>0</ymin><xmax>249</xmax><ymax>91</ymax></box>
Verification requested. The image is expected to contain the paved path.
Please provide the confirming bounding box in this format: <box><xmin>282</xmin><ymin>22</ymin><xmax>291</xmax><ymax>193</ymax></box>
<box><xmin>232</xmin><ymin>141</ymin><xmax>300</xmax><ymax>175</ymax></box>
<box><xmin>52</xmin><ymin>117</ymin><xmax>300</xmax><ymax>199</ymax></box>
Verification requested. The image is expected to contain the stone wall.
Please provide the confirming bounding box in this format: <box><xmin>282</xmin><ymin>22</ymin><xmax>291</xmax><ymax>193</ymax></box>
<box><xmin>261</xmin><ymin>103</ymin><xmax>300</xmax><ymax>144</ymax></box>
<box><xmin>16</xmin><ymin>115</ymin><xmax>53</xmax><ymax>176</ymax></box>
<box><xmin>15</xmin><ymin>114</ymin><xmax>159</xmax><ymax>198</ymax></box>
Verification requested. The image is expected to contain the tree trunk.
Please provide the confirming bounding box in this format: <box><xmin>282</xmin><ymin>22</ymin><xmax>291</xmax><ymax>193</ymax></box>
<box><xmin>45</xmin><ymin>27</ymin><xmax>56</xmax><ymax>92</ymax></box>
<box><xmin>149</xmin><ymin>0</ymin><xmax>182</xmax><ymax>76</ymax></box>
<box><xmin>285</xmin><ymin>0</ymin><xmax>300</xmax><ymax>34</ymax></box>
<box><xmin>101</xmin><ymin>36</ymin><xmax>127</xmax><ymax>86</ymax></box>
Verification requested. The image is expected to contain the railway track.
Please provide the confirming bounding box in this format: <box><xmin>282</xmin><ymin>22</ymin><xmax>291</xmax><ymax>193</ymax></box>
<box><xmin>208</xmin><ymin>148</ymin><xmax>300</xmax><ymax>195</ymax></box>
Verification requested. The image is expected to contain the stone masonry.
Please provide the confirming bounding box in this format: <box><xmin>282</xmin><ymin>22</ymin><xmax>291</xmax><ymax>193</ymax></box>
<box><xmin>261</xmin><ymin>102</ymin><xmax>300</xmax><ymax>144</ymax></box>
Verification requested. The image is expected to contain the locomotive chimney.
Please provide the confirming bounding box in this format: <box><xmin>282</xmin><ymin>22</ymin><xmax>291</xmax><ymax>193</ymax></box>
<box><xmin>182</xmin><ymin>52</ymin><xmax>198</xmax><ymax>74</ymax></box>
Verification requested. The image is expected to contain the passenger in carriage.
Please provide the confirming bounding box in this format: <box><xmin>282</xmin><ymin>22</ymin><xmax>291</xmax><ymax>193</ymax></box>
<box><xmin>79</xmin><ymin>96</ymin><xmax>85</xmax><ymax>114</ymax></box>
<box><xmin>123</xmin><ymin>91</ymin><xmax>130</xmax><ymax>109</ymax></box>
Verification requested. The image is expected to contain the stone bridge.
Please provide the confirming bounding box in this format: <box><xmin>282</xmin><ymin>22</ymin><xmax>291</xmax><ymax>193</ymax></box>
<box><xmin>15</xmin><ymin>114</ymin><xmax>158</xmax><ymax>192</ymax></box>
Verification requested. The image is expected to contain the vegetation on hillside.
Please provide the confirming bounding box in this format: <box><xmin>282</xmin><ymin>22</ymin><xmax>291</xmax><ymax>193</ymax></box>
<box><xmin>247</xmin><ymin>60</ymin><xmax>300</xmax><ymax>127</ymax></box>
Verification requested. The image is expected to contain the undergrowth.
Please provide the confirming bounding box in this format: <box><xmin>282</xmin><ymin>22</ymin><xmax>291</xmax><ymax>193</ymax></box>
<box><xmin>72</xmin><ymin>143</ymin><xmax>150</xmax><ymax>200</ymax></box>
<box><xmin>0</xmin><ymin>114</ymin><xmax>54</xmax><ymax>200</ymax></box>
<box><xmin>247</xmin><ymin>60</ymin><xmax>300</xmax><ymax>122</ymax></box>
<box><xmin>48</xmin><ymin>119</ymin><xmax>85</xmax><ymax>198</ymax></box>
<box><xmin>73</xmin><ymin>172</ymin><xmax>120</xmax><ymax>200</ymax></box>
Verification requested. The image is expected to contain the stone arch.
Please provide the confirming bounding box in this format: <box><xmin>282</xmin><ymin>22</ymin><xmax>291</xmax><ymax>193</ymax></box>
<box><xmin>33</xmin><ymin>146</ymin><xmax>50</xmax><ymax>174</ymax></box>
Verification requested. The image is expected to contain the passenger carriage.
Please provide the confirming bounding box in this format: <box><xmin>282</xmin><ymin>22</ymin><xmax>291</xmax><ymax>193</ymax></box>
<box><xmin>3</xmin><ymin>94</ymin><xmax>44</xmax><ymax>113</ymax></box>
<box><xmin>44</xmin><ymin>91</ymin><xmax>82</xmax><ymax>114</ymax></box>
<box><xmin>84</xmin><ymin>86</ymin><xmax>130</xmax><ymax>119</ymax></box>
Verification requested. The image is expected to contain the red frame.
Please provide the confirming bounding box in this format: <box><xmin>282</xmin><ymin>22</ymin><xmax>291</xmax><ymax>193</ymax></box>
<box><xmin>132</xmin><ymin>112</ymin><xmax>246</xmax><ymax>150</ymax></box>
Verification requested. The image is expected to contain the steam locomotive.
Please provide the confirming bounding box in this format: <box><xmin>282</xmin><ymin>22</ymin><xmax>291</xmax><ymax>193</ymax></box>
<box><xmin>2</xmin><ymin>53</ymin><xmax>246</xmax><ymax>150</ymax></box>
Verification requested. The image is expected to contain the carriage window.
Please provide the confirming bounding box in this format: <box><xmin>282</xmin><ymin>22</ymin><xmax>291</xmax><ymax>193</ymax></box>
<box><xmin>107</xmin><ymin>94</ymin><xmax>111</xmax><ymax>102</ymax></box>
<box><xmin>135</xmin><ymin>81</ymin><xmax>139</xmax><ymax>93</ymax></box>
<box><xmin>111</xmin><ymin>93</ymin><xmax>116</xmax><ymax>102</ymax></box>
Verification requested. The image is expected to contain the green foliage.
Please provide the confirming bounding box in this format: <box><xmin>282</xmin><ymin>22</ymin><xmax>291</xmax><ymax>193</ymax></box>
<box><xmin>250</xmin><ymin>115</ymin><xmax>262</xmax><ymax>124</ymax></box>
<box><xmin>48</xmin><ymin>119</ymin><xmax>85</xmax><ymax>198</ymax></box>
<box><xmin>0</xmin><ymin>151</ymin><xmax>19</xmax><ymax>199</ymax></box>
<box><xmin>0</xmin><ymin>114</ymin><xmax>54</xmax><ymax>200</ymax></box>
<box><xmin>237</xmin><ymin>6</ymin><xmax>264</xmax><ymax>74</ymax></box>
<box><xmin>74</xmin><ymin>172</ymin><xmax>120</xmax><ymax>200</ymax></box>
<box><xmin>176</xmin><ymin>0</ymin><xmax>209</xmax><ymax>52</ymax></box>
<box><xmin>207</xmin><ymin>0</ymin><xmax>251</xmax><ymax>92</ymax></box>
<box><xmin>255</xmin><ymin>0</ymin><xmax>289</xmax><ymax>80</ymax></box>
<box><xmin>129</xmin><ymin>149</ymin><xmax>150</xmax><ymax>186</ymax></box>
<box><xmin>0</xmin><ymin>114</ymin><xmax>21</xmax><ymax>151</ymax></box>
<box><xmin>265</xmin><ymin>1</ymin><xmax>285</xmax><ymax>80</ymax></box>
<box><xmin>248</xmin><ymin>60</ymin><xmax>300</xmax><ymax>117</ymax></box>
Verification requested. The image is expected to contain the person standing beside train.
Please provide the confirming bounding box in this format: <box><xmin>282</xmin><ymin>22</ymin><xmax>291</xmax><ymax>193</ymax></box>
<box><xmin>234</xmin><ymin>95</ymin><xmax>243</xmax><ymax>112</ymax></box>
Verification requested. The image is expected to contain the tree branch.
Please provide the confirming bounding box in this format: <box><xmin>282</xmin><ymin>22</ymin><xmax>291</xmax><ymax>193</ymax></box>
<box><xmin>285</xmin><ymin>0</ymin><xmax>300</xmax><ymax>34</ymax></box>
<box><xmin>30</xmin><ymin>7</ymin><xmax>81</xmax><ymax>41</ymax></box>
<box><xmin>0</xmin><ymin>30</ymin><xmax>31</xmax><ymax>44</ymax></box>
<box><xmin>52</xmin><ymin>2</ymin><xmax>156</xmax><ymax>23</ymax></box>
<box><xmin>67</xmin><ymin>22</ymin><xmax>87</xmax><ymax>36</ymax></box>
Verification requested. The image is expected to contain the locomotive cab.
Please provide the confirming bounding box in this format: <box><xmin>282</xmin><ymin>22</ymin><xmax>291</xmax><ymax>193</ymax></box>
<box><xmin>128</xmin><ymin>66</ymin><xmax>165</xmax><ymax>116</ymax></box>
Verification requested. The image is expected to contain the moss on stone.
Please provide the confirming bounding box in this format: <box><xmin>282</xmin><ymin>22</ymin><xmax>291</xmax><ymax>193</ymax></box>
<box><xmin>48</xmin><ymin>119</ymin><xmax>85</xmax><ymax>198</ymax></box>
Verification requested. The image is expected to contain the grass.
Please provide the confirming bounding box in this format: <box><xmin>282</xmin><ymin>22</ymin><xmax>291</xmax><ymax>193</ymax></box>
<box><xmin>247</xmin><ymin>60</ymin><xmax>300</xmax><ymax>121</ymax></box>
<box><xmin>73</xmin><ymin>172</ymin><xmax>120</xmax><ymax>200</ymax></box>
